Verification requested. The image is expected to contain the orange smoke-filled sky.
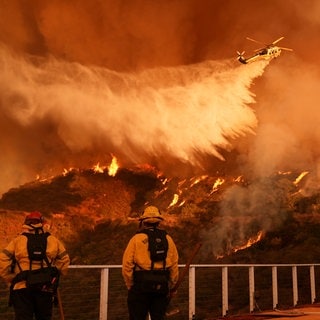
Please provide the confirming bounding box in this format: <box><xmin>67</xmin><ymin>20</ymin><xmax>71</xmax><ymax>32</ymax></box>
<box><xmin>1</xmin><ymin>0</ymin><xmax>320</xmax><ymax>195</ymax></box>
<box><xmin>2</xmin><ymin>0</ymin><xmax>318</xmax><ymax>68</ymax></box>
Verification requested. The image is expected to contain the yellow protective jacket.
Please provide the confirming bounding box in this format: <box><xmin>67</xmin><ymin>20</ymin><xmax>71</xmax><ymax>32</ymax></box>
<box><xmin>0</xmin><ymin>224</ymin><xmax>70</xmax><ymax>290</ymax></box>
<box><xmin>122</xmin><ymin>228</ymin><xmax>179</xmax><ymax>290</ymax></box>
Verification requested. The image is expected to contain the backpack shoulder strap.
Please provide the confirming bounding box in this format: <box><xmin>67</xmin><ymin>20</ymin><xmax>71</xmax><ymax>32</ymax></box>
<box><xmin>41</xmin><ymin>232</ymin><xmax>51</xmax><ymax>267</ymax></box>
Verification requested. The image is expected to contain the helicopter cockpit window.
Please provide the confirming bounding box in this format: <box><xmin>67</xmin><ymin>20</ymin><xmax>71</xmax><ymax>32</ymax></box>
<box><xmin>260</xmin><ymin>49</ymin><xmax>268</xmax><ymax>55</ymax></box>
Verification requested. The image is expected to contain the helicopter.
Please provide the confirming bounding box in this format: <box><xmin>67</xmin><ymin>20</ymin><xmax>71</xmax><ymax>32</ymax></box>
<box><xmin>237</xmin><ymin>36</ymin><xmax>293</xmax><ymax>64</ymax></box>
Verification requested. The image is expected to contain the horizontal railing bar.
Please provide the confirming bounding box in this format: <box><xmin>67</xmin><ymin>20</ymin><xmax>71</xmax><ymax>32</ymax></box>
<box><xmin>68</xmin><ymin>264</ymin><xmax>189</xmax><ymax>269</ymax></box>
<box><xmin>185</xmin><ymin>263</ymin><xmax>320</xmax><ymax>267</ymax></box>
<box><xmin>68</xmin><ymin>265</ymin><xmax>122</xmax><ymax>269</ymax></box>
<box><xmin>68</xmin><ymin>263</ymin><xmax>320</xmax><ymax>269</ymax></box>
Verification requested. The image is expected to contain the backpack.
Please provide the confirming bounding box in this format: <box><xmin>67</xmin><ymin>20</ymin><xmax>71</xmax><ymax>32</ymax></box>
<box><xmin>11</xmin><ymin>230</ymin><xmax>59</xmax><ymax>292</ymax></box>
<box><xmin>22</xmin><ymin>231</ymin><xmax>60</xmax><ymax>290</ymax></box>
<box><xmin>24</xmin><ymin>231</ymin><xmax>50</xmax><ymax>265</ymax></box>
<box><xmin>138</xmin><ymin>228</ymin><xmax>169</xmax><ymax>269</ymax></box>
<box><xmin>134</xmin><ymin>227</ymin><xmax>170</xmax><ymax>293</ymax></box>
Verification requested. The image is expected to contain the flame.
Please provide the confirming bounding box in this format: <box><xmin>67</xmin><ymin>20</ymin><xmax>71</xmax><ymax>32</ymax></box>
<box><xmin>294</xmin><ymin>171</ymin><xmax>309</xmax><ymax>185</ymax></box>
<box><xmin>178</xmin><ymin>200</ymin><xmax>185</xmax><ymax>207</ymax></box>
<box><xmin>90</xmin><ymin>156</ymin><xmax>119</xmax><ymax>176</ymax></box>
<box><xmin>93</xmin><ymin>162</ymin><xmax>105</xmax><ymax>173</ymax></box>
<box><xmin>233</xmin><ymin>231</ymin><xmax>264</xmax><ymax>253</ymax></box>
<box><xmin>168</xmin><ymin>194</ymin><xmax>179</xmax><ymax>208</ymax></box>
<box><xmin>108</xmin><ymin>156</ymin><xmax>119</xmax><ymax>176</ymax></box>
<box><xmin>278</xmin><ymin>171</ymin><xmax>291</xmax><ymax>176</ymax></box>
<box><xmin>210</xmin><ymin>178</ymin><xmax>225</xmax><ymax>194</ymax></box>
<box><xmin>62</xmin><ymin>167</ymin><xmax>79</xmax><ymax>176</ymax></box>
<box><xmin>234</xmin><ymin>175</ymin><xmax>244</xmax><ymax>183</ymax></box>
<box><xmin>190</xmin><ymin>175</ymin><xmax>208</xmax><ymax>187</ymax></box>
<box><xmin>161</xmin><ymin>178</ymin><xmax>168</xmax><ymax>185</ymax></box>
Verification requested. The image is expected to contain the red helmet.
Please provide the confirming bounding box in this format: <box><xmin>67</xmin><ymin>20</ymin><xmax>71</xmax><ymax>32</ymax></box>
<box><xmin>24</xmin><ymin>211</ymin><xmax>44</xmax><ymax>225</ymax></box>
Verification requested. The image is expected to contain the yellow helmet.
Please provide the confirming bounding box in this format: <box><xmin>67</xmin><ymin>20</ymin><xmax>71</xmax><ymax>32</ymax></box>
<box><xmin>139</xmin><ymin>206</ymin><xmax>163</xmax><ymax>223</ymax></box>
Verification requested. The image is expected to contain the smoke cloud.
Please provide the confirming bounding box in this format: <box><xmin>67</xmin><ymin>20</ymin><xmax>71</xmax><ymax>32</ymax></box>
<box><xmin>1</xmin><ymin>0</ymin><xmax>320</xmax><ymax>255</ymax></box>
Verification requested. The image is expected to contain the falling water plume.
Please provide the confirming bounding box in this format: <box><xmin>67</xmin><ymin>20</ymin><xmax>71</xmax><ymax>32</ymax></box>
<box><xmin>0</xmin><ymin>44</ymin><xmax>268</xmax><ymax>194</ymax></box>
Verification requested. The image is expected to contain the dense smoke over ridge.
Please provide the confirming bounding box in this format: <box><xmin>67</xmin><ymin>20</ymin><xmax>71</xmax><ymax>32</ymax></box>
<box><xmin>1</xmin><ymin>0</ymin><xmax>320</xmax><ymax>218</ymax></box>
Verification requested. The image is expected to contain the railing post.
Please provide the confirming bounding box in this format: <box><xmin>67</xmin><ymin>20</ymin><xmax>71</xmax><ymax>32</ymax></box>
<box><xmin>292</xmin><ymin>266</ymin><xmax>298</xmax><ymax>307</ymax></box>
<box><xmin>310</xmin><ymin>265</ymin><xmax>316</xmax><ymax>304</ymax></box>
<box><xmin>272</xmin><ymin>266</ymin><xmax>278</xmax><ymax>309</ymax></box>
<box><xmin>99</xmin><ymin>268</ymin><xmax>109</xmax><ymax>320</ymax></box>
<box><xmin>189</xmin><ymin>266</ymin><xmax>196</xmax><ymax>320</ymax></box>
<box><xmin>222</xmin><ymin>266</ymin><xmax>228</xmax><ymax>317</ymax></box>
<box><xmin>249</xmin><ymin>266</ymin><xmax>255</xmax><ymax>313</ymax></box>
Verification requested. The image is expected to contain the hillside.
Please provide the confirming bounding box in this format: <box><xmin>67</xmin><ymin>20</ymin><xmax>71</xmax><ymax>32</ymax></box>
<box><xmin>0</xmin><ymin>167</ymin><xmax>320</xmax><ymax>265</ymax></box>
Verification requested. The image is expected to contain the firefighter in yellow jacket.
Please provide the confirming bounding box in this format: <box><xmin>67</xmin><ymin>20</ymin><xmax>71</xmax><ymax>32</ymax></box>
<box><xmin>122</xmin><ymin>206</ymin><xmax>179</xmax><ymax>320</ymax></box>
<box><xmin>0</xmin><ymin>211</ymin><xmax>70</xmax><ymax>320</ymax></box>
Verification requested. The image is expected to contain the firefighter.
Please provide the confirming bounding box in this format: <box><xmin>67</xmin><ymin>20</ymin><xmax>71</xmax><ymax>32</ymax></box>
<box><xmin>122</xmin><ymin>206</ymin><xmax>179</xmax><ymax>320</ymax></box>
<box><xmin>0</xmin><ymin>211</ymin><xmax>70</xmax><ymax>320</ymax></box>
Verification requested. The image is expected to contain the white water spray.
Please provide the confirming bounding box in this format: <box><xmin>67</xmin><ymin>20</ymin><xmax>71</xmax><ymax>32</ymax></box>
<box><xmin>0</xmin><ymin>44</ymin><xmax>268</xmax><ymax>194</ymax></box>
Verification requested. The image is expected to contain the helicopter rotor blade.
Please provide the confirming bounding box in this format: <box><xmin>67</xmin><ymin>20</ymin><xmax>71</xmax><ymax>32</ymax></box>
<box><xmin>272</xmin><ymin>36</ymin><xmax>284</xmax><ymax>45</ymax></box>
<box><xmin>237</xmin><ymin>51</ymin><xmax>245</xmax><ymax>56</ymax></box>
<box><xmin>279</xmin><ymin>47</ymin><xmax>293</xmax><ymax>51</ymax></box>
<box><xmin>246</xmin><ymin>37</ymin><xmax>265</xmax><ymax>45</ymax></box>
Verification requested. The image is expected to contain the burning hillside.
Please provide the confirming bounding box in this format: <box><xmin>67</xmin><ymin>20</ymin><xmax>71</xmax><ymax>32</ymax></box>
<box><xmin>1</xmin><ymin>162</ymin><xmax>320</xmax><ymax>264</ymax></box>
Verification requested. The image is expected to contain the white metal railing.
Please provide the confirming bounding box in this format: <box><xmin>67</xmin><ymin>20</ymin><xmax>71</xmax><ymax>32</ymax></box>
<box><xmin>69</xmin><ymin>263</ymin><xmax>320</xmax><ymax>320</ymax></box>
<box><xmin>190</xmin><ymin>264</ymin><xmax>320</xmax><ymax>318</ymax></box>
